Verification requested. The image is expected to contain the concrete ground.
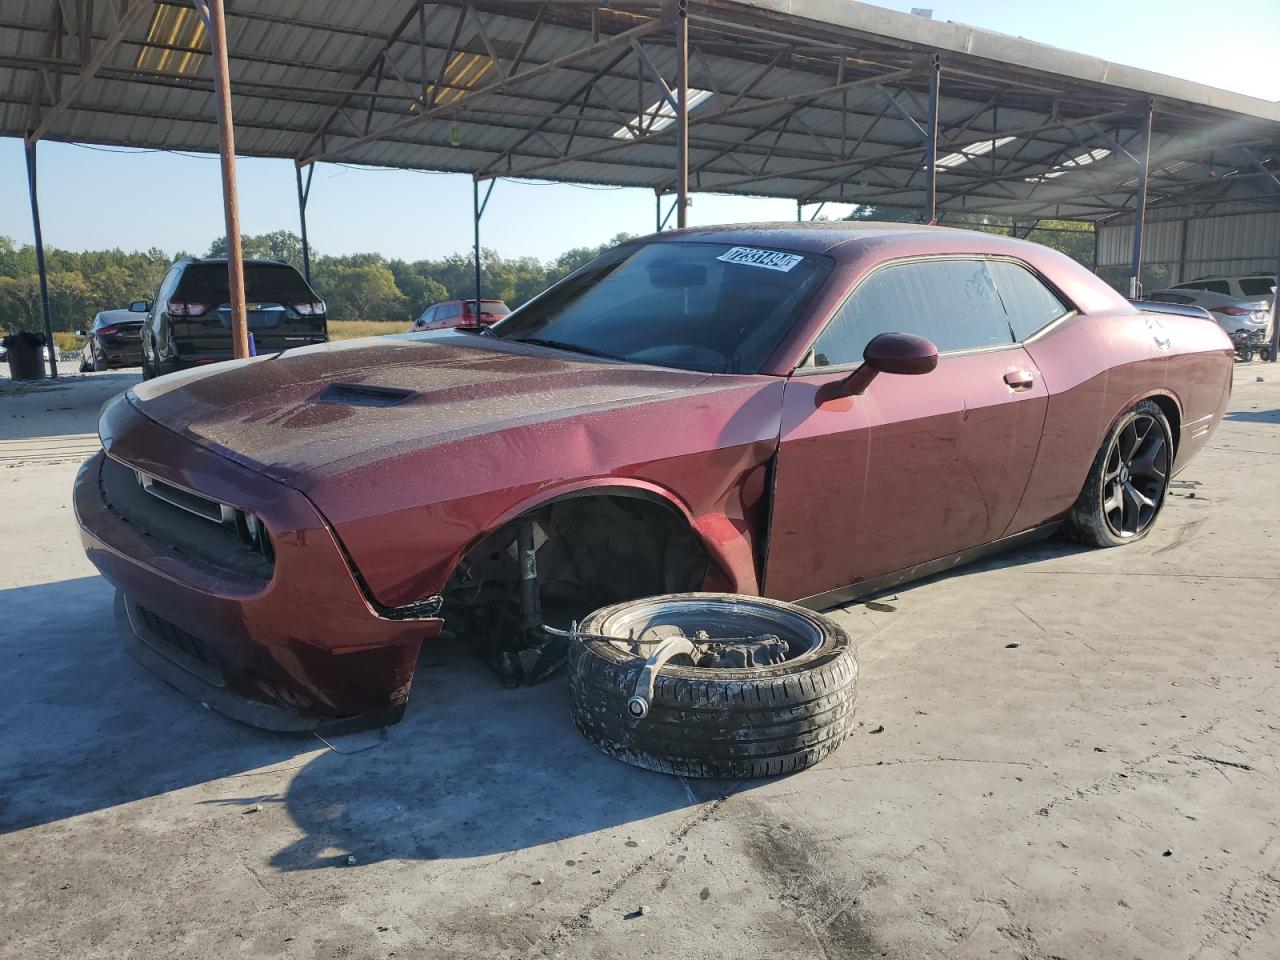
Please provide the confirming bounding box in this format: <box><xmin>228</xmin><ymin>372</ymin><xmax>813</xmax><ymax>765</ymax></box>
<box><xmin>2</xmin><ymin>365</ymin><xmax>1279</xmax><ymax>960</ymax></box>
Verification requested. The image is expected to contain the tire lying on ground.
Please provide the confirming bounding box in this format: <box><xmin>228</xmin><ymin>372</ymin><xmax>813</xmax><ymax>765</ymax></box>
<box><xmin>568</xmin><ymin>593</ymin><xmax>858</xmax><ymax>778</ymax></box>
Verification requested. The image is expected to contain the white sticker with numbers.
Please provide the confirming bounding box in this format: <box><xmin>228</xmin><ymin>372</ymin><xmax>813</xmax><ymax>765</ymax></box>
<box><xmin>716</xmin><ymin>246</ymin><xmax>804</xmax><ymax>272</ymax></box>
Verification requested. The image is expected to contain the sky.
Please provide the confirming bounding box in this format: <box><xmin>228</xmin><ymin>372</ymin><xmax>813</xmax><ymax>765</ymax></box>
<box><xmin>1</xmin><ymin>0</ymin><xmax>1277</xmax><ymax>264</ymax></box>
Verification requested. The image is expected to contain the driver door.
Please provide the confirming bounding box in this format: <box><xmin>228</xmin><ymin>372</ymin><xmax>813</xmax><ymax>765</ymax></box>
<box><xmin>763</xmin><ymin>257</ymin><xmax>1050</xmax><ymax>603</ymax></box>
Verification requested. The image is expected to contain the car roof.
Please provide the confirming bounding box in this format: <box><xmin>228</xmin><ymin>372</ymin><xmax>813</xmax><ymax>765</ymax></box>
<box><xmin>94</xmin><ymin>308</ymin><xmax>139</xmax><ymax>323</ymax></box>
<box><xmin>183</xmin><ymin>257</ymin><xmax>302</xmax><ymax>268</ymax></box>
<box><xmin>647</xmin><ymin>221</ymin><xmax>1056</xmax><ymax>261</ymax></box>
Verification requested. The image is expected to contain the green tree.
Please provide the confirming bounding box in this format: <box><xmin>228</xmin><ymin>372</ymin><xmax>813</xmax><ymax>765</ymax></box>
<box><xmin>321</xmin><ymin>262</ymin><xmax>406</xmax><ymax>320</ymax></box>
<box><xmin>206</xmin><ymin>229</ymin><xmax>308</xmax><ymax>270</ymax></box>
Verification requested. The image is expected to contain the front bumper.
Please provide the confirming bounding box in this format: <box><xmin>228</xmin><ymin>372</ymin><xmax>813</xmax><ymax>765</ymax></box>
<box><xmin>75</xmin><ymin>397</ymin><xmax>442</xmax><ymax>730</ymax></box>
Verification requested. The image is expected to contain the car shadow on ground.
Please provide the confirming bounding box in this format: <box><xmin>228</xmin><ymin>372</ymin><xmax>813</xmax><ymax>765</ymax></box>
<box><xmin>0</xmin><ymin>576</ymin><xmax>706</xmax><ymax>864</ymax></box>
<box><xmin>0</xmin><ymin>577</ymin><xmax>306</xmax><ymax>835</ymax></box>
<box><xmin>258</xmin><ymin>647</ymin><xmax>708</xmax><ymax>870</ymax></box>
<box><xmin>1</xmin><ymin>534</ymin><xmax>1092</xmax><ymax>865</ymax></box>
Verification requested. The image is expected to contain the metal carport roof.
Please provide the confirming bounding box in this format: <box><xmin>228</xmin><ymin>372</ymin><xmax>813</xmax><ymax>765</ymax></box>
<box><xmin>4</xmin><ymin>0</ymin><xmax>1279</xmax><ymax>222</ymax></box>
<box><xmin>4</xmin><ymin>0</ymin><xmax>1280</xmax><ymax>374</ymax></box>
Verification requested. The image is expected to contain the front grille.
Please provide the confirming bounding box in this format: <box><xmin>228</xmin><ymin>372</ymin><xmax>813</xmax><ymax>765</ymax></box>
<box><xmin>99</xmin><ymin>456</ymin><xmax>274</xmax><ymax>583</ymax></box>
<box><xmin>135</xmin><ymin>605</ymin><xmax>225</xmax><ymax>686</ymax></box>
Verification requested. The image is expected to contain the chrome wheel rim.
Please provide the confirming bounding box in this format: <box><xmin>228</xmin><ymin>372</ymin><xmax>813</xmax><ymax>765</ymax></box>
<box><xmin>1102</xmin><ymin>413</ymin><xmax>1169</xmax><ymax>539</ymax></box>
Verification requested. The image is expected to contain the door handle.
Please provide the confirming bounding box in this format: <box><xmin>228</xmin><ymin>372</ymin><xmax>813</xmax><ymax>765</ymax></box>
<box><xmin>1004</xmin><ymin>370</ymin><xmax>1035</xmax><ymax>390</ymax></box>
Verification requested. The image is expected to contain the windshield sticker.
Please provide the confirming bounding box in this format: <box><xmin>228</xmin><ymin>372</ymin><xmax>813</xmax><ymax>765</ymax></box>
<box><xmin>717</xmin><ymin>246</ymin><xmax>804</xmax><ymax>272</ymax></box>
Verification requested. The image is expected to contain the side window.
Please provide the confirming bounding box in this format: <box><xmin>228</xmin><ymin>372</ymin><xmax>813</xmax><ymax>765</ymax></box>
<box><xmin>812</xmin><ymin>259</ymin><xmax>1013</xmax><ymax>367</ymax></box>
<box><xmin>1239</xmin><ymin>277</ymin><xmax>1275</xmax><ymax>297</ymax></box>
<box><xmin>417</xmin><ymin>307</ymin><xmax>436</xmax><ymax>326</ymax></box>
<box><xmin>987</xmin><ymin>260</ymin><xmax>1069</xmax><ymax>341</ymax></box>
<box><xmin>1179</xmin><ymin>279</ymin><xmax>1230</xmax><ymax>295</ymax></box>
<box><xmin>443</xmin><ymin>303</ymin><xmax>462</xmax><ymax>320</ymax></box>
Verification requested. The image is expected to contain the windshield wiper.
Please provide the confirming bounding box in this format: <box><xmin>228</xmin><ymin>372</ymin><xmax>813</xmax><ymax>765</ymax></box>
<box><xmin>513</xmin><ymin>337</ymin><xmax>623</xmax><ymax>361</ymax></box>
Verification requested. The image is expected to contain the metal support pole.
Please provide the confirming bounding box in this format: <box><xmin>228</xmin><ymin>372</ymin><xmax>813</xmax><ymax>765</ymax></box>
<box><xmin>1129</xmin><ymin>101</ymin><xmax>1154</xmax><ymax>299</ymax></box>
<box><xmin>1175</xmin><ymin>217</ymin><xmax>1189</xmax><ymax>284</ymax></box>
<box><xmin>23</xmin><ymin>140</ymin><xmax>56</xmax><ymax>378</ymax></box>
<box><xmin>473</xmin><ymin>177</ymin><xmax>482</xmax><ymax>321</ymax></box>
<box><xmin>796</xmin><ymin>200</ymin><xmax>802</xmax><ymax>223</ymax></box>
<box><xmin>674</xmin><ymin>0</ymin><xmax>689</xmax><ymax>228</ymax></box>
<box><xmin>472</xmin><ymin>178</ymin><xmax>495</xmax><ymax>323</ymax></box>
<box><xmin>922</xmin><ymin>55</ymin><xmax>940</xmax><ymax>224</ymax></box>
<box><xmin>195</xmin><ymin>0</ymin><xmax>249</xmax><ymax>359</ymax></box>
<box><xmin>295</xmin><ymin>162</ymin><xmax>314</xmax><ymax>284</ymax></box>
<box><xmin>1270</xmin><ymin>257</ymin><xmax>1280</xmax><ymax>363</ymax></box>
<box><xmin>655</xmin><ymin>190</ymin><xmax>662</xmax><ymax>232</ymax></box>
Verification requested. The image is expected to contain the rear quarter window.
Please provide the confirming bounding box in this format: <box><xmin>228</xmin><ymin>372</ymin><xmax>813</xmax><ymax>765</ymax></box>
<box><xmin>986</xmin><ymin>260</ymin><xmax>1070</xmax><ymax>341</ymax></box>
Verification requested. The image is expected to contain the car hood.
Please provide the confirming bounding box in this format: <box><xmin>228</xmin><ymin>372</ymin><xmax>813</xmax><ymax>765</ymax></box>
<box><xmin>126</xmin><ymin>334</ymin><xmax>714</xmax><ymax>483</ymax></box>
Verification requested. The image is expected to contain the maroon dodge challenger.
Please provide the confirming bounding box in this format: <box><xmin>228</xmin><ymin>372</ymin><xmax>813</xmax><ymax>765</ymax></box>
<box><xmin>75</xmin><ymin>224</ymin><xmax>1233</xmax><ymax>730</ymax></box>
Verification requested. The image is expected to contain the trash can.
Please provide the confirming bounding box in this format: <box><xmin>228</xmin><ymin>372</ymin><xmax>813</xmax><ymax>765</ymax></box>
<box><xmin>2</xmin><ymin>331</ymin><xmax>47</xmax><ymax>381</ymax></box>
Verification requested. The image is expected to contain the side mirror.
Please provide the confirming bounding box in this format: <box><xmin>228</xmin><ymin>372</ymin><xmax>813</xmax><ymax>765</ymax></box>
<box><xmin>74</xmin><ymin>329</ymin><xmax>85</xmax><ymax>337</ymax></box>
<box><xmin>817</xmin><ymin>332</ymin><xmax>938</xmax><ymax>402</ymax></box>
<box><xmin>129</xmin><ymin>300</ymin><xmax>150</xmax><ymax>313</ymax></box>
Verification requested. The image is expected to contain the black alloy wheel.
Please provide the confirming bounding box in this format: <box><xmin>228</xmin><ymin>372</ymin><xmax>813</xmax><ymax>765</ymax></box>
<box><xmin>1100</xmin><ymin>410</ymin><xmax>1170</xmax><ymax>539</ymax></box>
<box><xmin>1066</xmin><ymin>400</ymin><xmax>1174</xmax><ymax>548</ymax></box>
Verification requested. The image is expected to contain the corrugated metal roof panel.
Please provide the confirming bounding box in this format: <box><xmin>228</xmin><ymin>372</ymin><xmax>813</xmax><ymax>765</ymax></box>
<box><xmin>1</xmin><ymin>0</ymin><xmax>1277</xmax><ymax>223</ymax></box>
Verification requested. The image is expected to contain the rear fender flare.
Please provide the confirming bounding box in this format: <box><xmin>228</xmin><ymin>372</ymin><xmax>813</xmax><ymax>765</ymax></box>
<box><xmin>1116</xmin><ymin>387</ymin><xmax>1183</xmax><ymax>456</ymax></box>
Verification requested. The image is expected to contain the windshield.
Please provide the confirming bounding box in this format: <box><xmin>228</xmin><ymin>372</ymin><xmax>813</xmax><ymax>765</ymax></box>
<box><xmin>491</xmin><ymin>240</ymin><xmax>832</xmax><ymax>374</ymax></box>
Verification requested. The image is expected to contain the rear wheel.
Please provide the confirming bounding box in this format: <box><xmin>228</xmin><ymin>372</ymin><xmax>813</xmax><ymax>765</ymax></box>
<box><xmin>90</xmin><ymin>345</ymin><xmax>106</xmax><ymax>372</ymax></box>
<box><xmin>1065</xmin><ymin>400</ymin><xmax>1172</xmax><ymax>547</ymax></box>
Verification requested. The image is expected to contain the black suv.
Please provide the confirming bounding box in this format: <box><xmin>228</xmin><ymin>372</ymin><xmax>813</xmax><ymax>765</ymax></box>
<box><xmin>140</xmin><ymin>258</ymin><xmax>327</xmax><ymax>379</ymax></box>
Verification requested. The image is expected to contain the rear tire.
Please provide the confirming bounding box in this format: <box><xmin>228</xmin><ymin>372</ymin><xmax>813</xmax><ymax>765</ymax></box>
<box><xmin>569</xmin><ymin>593</ymin><xmax>858</xmax><ymax>779</ymax></box>
<box><xmin>1065</xmin><ymin>399</ymin><xmax>1172</xmax><ymax>547</ymax></box>
<box><xmin>91</xmin><ymin>345</ymin><xmax>106</xmax><ymax>372</ymax></box>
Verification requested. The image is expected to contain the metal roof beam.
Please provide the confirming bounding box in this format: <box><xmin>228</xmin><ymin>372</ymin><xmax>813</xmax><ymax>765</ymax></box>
<box><xmin>27</xmin><ymin>0</ymin><xmax>149</xmax><ymax>143</ymax></box>
<box><xmin>477</xmin><ymin>45</ymin><xmax>634</xmax><ymax>176</ymax></box>
<box><xmin>741</xmin><ymin>108</ymin><xmax>1127</xmax><ymax>203</ymax></box>
<box><xmin>301</xmin><ymin>1</ymin><xmax>438</xmax><ymax>160</ymax></box>
<box><xmin>303</xmin><ymin>17</ymin><xmax>665</xmax><ymax>165</ymax></box>
<box><xmin>500</xmin><ymin>65</ymin><xmax>913</xmax><ymax>180</ymax></box>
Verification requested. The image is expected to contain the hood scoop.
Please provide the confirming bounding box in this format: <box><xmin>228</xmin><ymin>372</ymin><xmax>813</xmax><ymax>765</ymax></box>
<box><xmin>318</xmin><ymin>383</ymin><xmax>416</xmax><ymax>407</ymax></box>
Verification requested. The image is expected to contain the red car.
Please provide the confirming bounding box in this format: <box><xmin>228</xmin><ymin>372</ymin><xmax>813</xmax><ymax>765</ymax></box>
<box><xmin>75</xmin><ymin>224</ymin><xmax>1233</xmax><ymax>729</ymax></box>
<box><xmin>410</xmin><ymin>297</ymin><xmax>510</xmax><ymax>332</ymax></box>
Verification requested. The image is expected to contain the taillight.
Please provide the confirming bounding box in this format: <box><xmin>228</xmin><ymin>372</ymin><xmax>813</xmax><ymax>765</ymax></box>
<box><xmin>167</xmin><ymin>300</ymin><xmax>209</xmax><ymax>317</ymax></box>
<box><xmin>1209</xmin><ymin>306</ymin><xmax>1250</xmax><ymax>316</ymax></box>
<box><xmin>96</xmin><ymin>324</ymin><xmax>119</xmax><ymax>336</ymax></box>
<box><xmin>292</xmin><ymin>301</ymin><xmax>326</xmax><ymax>316</ymax></box>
